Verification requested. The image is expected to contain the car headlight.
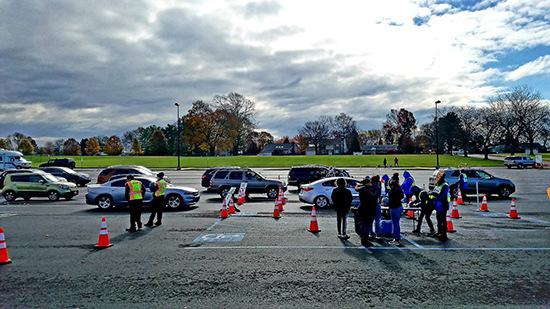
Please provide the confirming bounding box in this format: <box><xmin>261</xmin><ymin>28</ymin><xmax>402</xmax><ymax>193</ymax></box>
<box><xmin>58</xmin><ymin>185</ymin><xmax>69</xmax><ymax>190</ymax></box>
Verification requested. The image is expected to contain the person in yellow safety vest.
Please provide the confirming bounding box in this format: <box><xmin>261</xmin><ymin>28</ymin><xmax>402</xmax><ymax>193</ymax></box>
<box><xmin>430</xmin><ymin>172</ymin><xmax>450</xmax><ymax>241</ymax></box>
<box><xmin>124</xmin><ymin>175</ymin><xmax>146</xmax><ymax>233</ymax></box>
<box><xmin>410</xmin><ymin>186</ymin><xmax>436</xmax><ymax>236</ymax></box>
<box><xmin>145</xmin><ymin>172</ymin><xmax>167</xmax><ymax>227</ymax></box>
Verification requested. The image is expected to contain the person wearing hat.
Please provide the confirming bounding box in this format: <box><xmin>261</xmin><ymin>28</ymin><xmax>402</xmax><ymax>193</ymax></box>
<box><xmin>125</xmin><ymin>175</ymin><xmax>146</xmax><ymax>232</ymax></box>
<box><xmin>145</xmin><ymin>172</ymin><xmax>167</xmax><ymax>227</ymax></box>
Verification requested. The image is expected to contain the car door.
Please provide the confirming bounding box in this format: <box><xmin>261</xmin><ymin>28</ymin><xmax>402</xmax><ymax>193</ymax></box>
<box><xmin>9</xmin><ymin>175</ymin><xmax>30</xmax><ymax>197</ymax></box>
<box><xmin>475</xmin><ymin>170</ymin><xmax>497</xmax><ymax>193</ymax></box>
<box><xmin>139</xmin><ymin>179</ymin><xmax>154</xmax><ymax>205</ymax></box>
<box><xmin>28</xmin><ymin>174</ymin><xmax>49</xmax><ymax>197</ymax></box>
<box><xmin>109</xmin><ymin>179</ymin><xmax>128</xmax><ymax>205</ymax></box>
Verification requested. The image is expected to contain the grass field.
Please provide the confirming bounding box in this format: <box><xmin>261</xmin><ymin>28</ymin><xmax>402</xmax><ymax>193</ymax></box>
<box><xmin>25</xmin><ymin>154</ymin><xmax>509</xmax><ymax>169</ymax></box>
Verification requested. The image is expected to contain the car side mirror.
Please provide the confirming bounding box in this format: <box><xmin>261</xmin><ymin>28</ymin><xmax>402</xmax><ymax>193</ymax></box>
<box><xmin>38</xmin><ymin>180</ymin><xmax>45</xmax><ymax>184</ymax></box>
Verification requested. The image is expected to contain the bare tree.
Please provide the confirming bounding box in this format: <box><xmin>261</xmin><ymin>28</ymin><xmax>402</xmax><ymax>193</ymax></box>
<box><xmin>475</xmin><ymin>107</ymin><xmax>501</xmax><ymax>159</ymax></box>
<box><xmin>299</xmin><ymin>116</ymin><xmax>332</xmax><ymax>155</ymax></box>
<box><xmin>213</xmin><ymin>92</ymin><xmax>256</xmax><ymax>155</ymax></box>
<box><xmin>331</xmin><ymin>113</ymin><xmax>359</xmax><ymax>154</ymax></box>
<box><xmin>454</xmin><ymin>106</ymin><xmax>483</xmax><ymax>157</ymax></box>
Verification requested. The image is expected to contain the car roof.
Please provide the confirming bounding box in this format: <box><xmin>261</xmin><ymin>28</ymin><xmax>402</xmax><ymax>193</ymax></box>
<box><xmin>106</xmin><ymin>175</ymin><xmax>156</xmax><ymax>183</ymax></box>
<box><xmin>291</xmin><ymin>164</ymin><xmax>328</xmax><ymax>169</ymax></box>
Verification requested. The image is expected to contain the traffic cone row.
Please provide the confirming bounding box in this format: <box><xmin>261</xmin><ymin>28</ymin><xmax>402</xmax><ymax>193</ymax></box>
<box><xmin>237</xmin><ymin>184</ymin><xmax>246</xmax><ymax>205</ymax></box>
<box><xmin>457</xmin><ymin>189</ymin><xmax>464</xmax><ymax>205</ymax></box>
<box><xmin>451</xmin><ymin>199</ymin><xmax>462</xmax><ymax>218</ymax></box>
<box><xmin>0</xmin><ymin>227</ymin><xmax>12</xmax><ymax>264</ymax></box>
<box><xmin>509</xmin><ymin>198</ymin><xmax>520</xmax><ymax>219</ymax></box>
<box><xmin>308</xmin><ymin>207</ymin><xmax>321</xmax><ymax>232</ymax></box>
<box><xmin>480</xmin><ymin>194</ymin><xmax>490</xmax><ymax>212</ymax></box>
<box><xmin>95</xmin><ymin>217</ymin><xmax>113</xmax><ymax>248</ymax></box>
<box><xmin>446</xmin><ymin>210</ymin><xmax>456</xmax><ymax>233</ymax></box>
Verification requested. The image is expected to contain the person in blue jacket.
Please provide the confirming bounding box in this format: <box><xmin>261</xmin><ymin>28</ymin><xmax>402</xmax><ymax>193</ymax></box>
<box><xmin>431</xmin><ymin>172</ymin><xmax>450</xmax><ymax>241</ymax></box>
<box><xmin>401</xmin><ymin>171</ymin><xmax>415</xmax><ymax>203</ymax></box>
<box><xmin>456</xmin><ymin>169</ymin><xmax>470</xmax><ymax>203</ymax></box>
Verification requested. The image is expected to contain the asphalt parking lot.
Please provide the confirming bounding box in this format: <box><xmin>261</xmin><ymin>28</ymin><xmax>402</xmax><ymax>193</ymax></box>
<box><xmin>0</xmin><ymin>167</ymin><xmax>549</xmax><ymax>308</ymax></box>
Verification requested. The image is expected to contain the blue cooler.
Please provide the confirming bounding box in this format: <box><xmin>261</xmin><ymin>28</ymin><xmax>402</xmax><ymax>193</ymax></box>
<box><xmin>380</xmin><ymin>220</ymin><xmax>393</xmax><ymax>236</ymax></box>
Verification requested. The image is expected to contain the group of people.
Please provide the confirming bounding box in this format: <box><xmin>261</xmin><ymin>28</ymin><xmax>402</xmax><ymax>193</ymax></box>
<box><xmin>331</xmin><ymin>169</ymin><xmax>459</xmax><ymax>246</ymax></box>
<box><xmin>382</xmin><ymin>157</ymin><xmax>399</xmax><ymax>168</ymax></box>
<box><xmin>124</xmin><ymin>172</ymin><xmax>167</xmax><ymax>232</ymax></box>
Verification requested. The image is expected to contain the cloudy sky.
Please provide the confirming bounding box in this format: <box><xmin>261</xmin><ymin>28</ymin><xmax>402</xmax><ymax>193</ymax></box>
<box><xmin>1</xmin><ymin>0</ymin><xmax>550</xmax><ymax>144</ymax></box>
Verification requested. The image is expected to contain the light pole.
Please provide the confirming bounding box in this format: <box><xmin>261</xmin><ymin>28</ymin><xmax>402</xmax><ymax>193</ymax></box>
<box><xmin>174</xmin><ymin>102</ymin><xmax>181</xmax><ymax>171</ymax></box>
<box><xmin>435</xmin><ymin>100</ymin><xmax>441</xmax><ymax>169</ymax></box>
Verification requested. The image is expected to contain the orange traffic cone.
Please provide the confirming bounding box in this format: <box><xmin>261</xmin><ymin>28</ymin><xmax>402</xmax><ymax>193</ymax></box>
<box><xmin>272</xmin><ymin>199</ymin><xmax>281</xmax><ymax>218</ymax></box>
<box><xmin>451</xmin><ymin>199</ymin><xmax>462</xmax><ymax>218</ymax></box>
<box><xmin>446</xmin><ymin>210</ymin><xmax>456</xmax><ymax>233</ymax></box>
<box><xmin>406</xmin><ymin>198</ymin><xmax>414</xmax><ymax>219</ymax></box>
<box><xmin>280</xmin><ymin>188</ymin><xmax>286</xmax><ymax>206</ymax></box>
<box><xmin>457</xmin><ymin>189</ymin><xmax>464</xmax><ymax>205</ymax></box>
<box><xmin>95</xmin><ymin>217</ymin><xmax>113</xmax><ymax>248</ymax></box>
<box><xmin>422</xmin><ymin>184</ymin><xmax>426</xmax><ymax>190</ymax></box>
<box><xmin>308</xmin><ymin>207</ymin><xmax>321</xmax><ymax>232</ymax></box>
<box><xmin>220</xmin><ymin>199</ymin><xmax>229</xmax><ymax>218</ymax></box>
<box><xmin>237</xmin><ymin>187</ymin><xmax>245</xmax><ymax>205</ymax></box>
<box><xmin>228</xmin><ymin>197</ymin><xmax>235</xmax><ymax>214</ymax></box>
<box><xmin>0</xmin><ymin>227</ymin><xmax>12</xmax><ymax>264</ymax></box>
<box><xmin>509</xmin><ymin>198</ymin><xmax>520</xmax><ymax>219</ymax></box>
<box><xmin>480</xmin><ymin>194</ymin><xmax>489</xmax><ymax>212</ymax></box>
<box><xmin>278</xmin><ymin>189</ymin><xmax>284</xmax><ymax>212</ymax></box>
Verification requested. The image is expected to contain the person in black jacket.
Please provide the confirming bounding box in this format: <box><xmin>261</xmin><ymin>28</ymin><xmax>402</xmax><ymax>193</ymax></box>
<box><xmin>355</xmin><ymin>176</ymin><xmax>375</xmax><ymax>246</ymax></box>
<box><xmin>331</xmin><ymin>178</ymin><xmax>353</xmax><ymax>239</ymax></box>
<box><xmin>124</xmin><ymin>175</ymin><xmax>147</xmax><ymax>233</ymax></box>
<box><xmin>388</xmin><ymin>175</ymin><xmax>404</xmax><ymax>245</ymax></box>
<box><xmin>410</xmin><ymin>185</ymin><xmax>435</xmax><ymax>236</ymax></box>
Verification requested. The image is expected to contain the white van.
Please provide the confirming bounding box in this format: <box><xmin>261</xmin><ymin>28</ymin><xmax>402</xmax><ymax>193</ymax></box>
<box><xmin>0</xmin><ymin>149</ymin><xmax>32</xmax><ymax>170</ymax></box>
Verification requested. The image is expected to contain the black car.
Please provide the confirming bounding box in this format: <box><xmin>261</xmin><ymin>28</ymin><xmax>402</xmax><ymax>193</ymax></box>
<box><xmin>39</xmin><ymin>158</ymin><xmax>76</xmax><ymax>169</ymax></box>
<box><xmin>39</xmin><ymin>167</ymin><xmax>91</xmax><ymax>187</ymax></box>
<box><xmin>287</xmin><ymin>165</ymin><xmax>350</xmax><ymax>189</ymax></box>
<box><xmin>201</xmin><ymin>166</ymin><xmax>240</xmax><ymax>187</ymax></box>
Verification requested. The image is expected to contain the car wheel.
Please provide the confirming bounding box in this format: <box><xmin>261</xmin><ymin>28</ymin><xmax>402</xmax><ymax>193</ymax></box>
<box><xmin>266</xmin><ymin>186</ymin><xmax>279</xmax><ymax>199</ymax></box>
<box><xmin>219</xmin><ymin>186</ymin><xmax>230</xmax><ymax>198</ymax></box>
<box><xmin>166</xmin><ymin>194</ymin><xmax>183</xmax><ymax>209</ymax></box>
<box><xmin>97</xmin><ymin>195</ymin><xmax>114</xmax><ymax>209</ymax></box>
<box><xmin>65</xmin><ymin>194</ymin><xmax>73</xmax><ymax>200</ymax></box>
<box><xmin>518</xmin><ymin>164</ymin><xmax>524</xmax><ymax>169</ymax></box>
<box><xmin>497</xmin><ymin>185</ymin><xmax>512</xmax><ymax>199</ymax></box>
<box><xmin>314</xmin><ymin>195</ymin><xmax>330</xmax><ymax>208</ymax></box>
<box><xmin>48</xmin><ymin>191</ymin><xmax>60</xmax><ymax>201</ymax></box>
<box><xmin>24</xmin><ymin>197</ymin><xmax>31</xmax><ymax>201</ymax></box>
<box><xmin>506</xmin><ymin>165</ymin><xmax>511</xmax><ymax>169</ymax></box>
<box><xmin>3</xmin><ymin>190</ymin><xmax>16</xmax><ymax>202</ymax></box>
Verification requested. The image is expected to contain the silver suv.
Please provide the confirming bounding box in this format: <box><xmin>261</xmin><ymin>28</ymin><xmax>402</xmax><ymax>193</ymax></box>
<box><xmin>503</xmin><ymin>156</ymin><xmax>536</xmax><ymax>169</ymax></box>
<box><xmin>208</xmin><ymin>168</ymin><xmax>286</xmax><ymax>198</ymax></box>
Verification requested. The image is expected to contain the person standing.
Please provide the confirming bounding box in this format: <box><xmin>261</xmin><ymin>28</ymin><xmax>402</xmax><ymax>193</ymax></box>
<box><xmin>401</xmin><ymin>171</ymin><xmax>415</xmax><ymax>203</ymax></box>
<box><xmin>383</xmin><ymin>158</ymin><xmax>387</xmax><ymax>168</ymax></box>
<box><xmin>456</xmin><ymin>169</ymin><xmax>469</xmax><ymax>203</ymax></box>
<box><xmin>331</xmin><ymin>178</ymin><xmax>353</xmax><ymax>239</ymax></box>
<box><xmin>410</xmin><ymin>186</ymin><xmax>435</xmax><ymax>236</ymax></box>
<box><xmin>394</xmin><ymin>157</ymin><xmax>399</xmax><ymax>167</ymax></box>
<box><xmin>371</xmin><ymin>175</ymin><xmax>383</xmax><ymax>240</ymax></box>
<box><xmin>431</xmin><ymin>172</ymin><xmax>450</xmax><ymax>241</ymax></box>
<box><xmin>145</xmin><ymin>172</ymin><xmax>167</xmax><ymax>227</ymax></box>
<box><xmin>355</xmin><ymin>176</ymin><xmax>375</xmax><ymax>246</ymax></box>
<box><xmin>125</xmin><ymin>175</ymin><xmax>146</xmax><ymax>232</ymax></box>
<box><xmin>388</xmin><ymin>175</ymin><xmax>404</xmax><ymax>245</ymax></box>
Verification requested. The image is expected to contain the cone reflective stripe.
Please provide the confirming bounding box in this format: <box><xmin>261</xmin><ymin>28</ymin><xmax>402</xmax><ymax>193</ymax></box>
<box><xmin>457</xmin><ymin>189</ymin><xmax>464</xmax><ymax>205</ymax></box>
<box><xmin>228</xmin><ymin>197</ymin><xmax>235</xmax><ymax>214</ymax></box>
<box><xmin>280</xmin><ymin>188</ymin><xmax>286</xmax><ymax>206</ymax></box>
<box><xmin>480</xmin><ymin>194</ymin><xmax>489</xmax><ymax>212</ymax></box>
<box><xmin>446</xmin><ymin>210</ymin><xmax>456</xmax><ymax>233</ymax></box>
<box><xmin>0</xmin><ymin>227</ymin><xmax>12</xmax><ymax>264</ymax></box>
<box><xmin>277</xmin><ymin>188</ymin><xmax>284</xmax><ymax>212</ymax></box>
<box><xmin>509</xmin><ymin>198</ymin><xmax>520</xmax><ymax>219</ymax></box>
<box><xmin>95</xmin><ymin>217</ymin><xmax>113</xmax><ymax>248</ymax></box>
<box><xmin>451</xmin><ymin>199</ymin><xmax>462</xmax><ymax>218</ymax></box>
<box><xmin>308</xmin><ymin>207</ymin><xmax>321</xmax><ymax>232</ymax></box>
<box><xmin>272</xmin><ymin>200</ymin><xmax>281</xmax><ymax>218</ymax></box>
<box><xmin>237</xmin><ymin>183</ymin><xmax>247</xmax><ymax>205</ymax></box>
<box><xmin>220</xmin><ymin>198</ymin><xmax>229</xmax><ymax>218</ymax></box>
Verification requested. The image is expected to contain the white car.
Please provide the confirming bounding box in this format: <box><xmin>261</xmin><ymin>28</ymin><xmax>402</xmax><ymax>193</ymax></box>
<box><xmin>298</xmin><ymin>177</ymin><xmax>360</xmax><ymax>208</ymax></box>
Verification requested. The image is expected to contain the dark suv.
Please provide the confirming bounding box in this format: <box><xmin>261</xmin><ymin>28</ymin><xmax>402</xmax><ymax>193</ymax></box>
<box><xmin>428</xmin><ymin>168</ymin><xmax>515</xmax><ymax>199</ymax></box>
<box><xmin>39</xmin><ymin>158</ymin><xmax>76</xmax><ymax>169</ymax></box>
<box><xmin>208</xmin><ymin>167</ymin><xmax>286</xmax><ymax>198</ymax></box>
<box><xmin>287</xmin><ymin>165</ymin><xmax>350</xmax><ymax>189</ymax></box>
<box><xmin>39</xmin><ymin>166</ymin><xmax>91</xmax><ymax>187</ymax></box>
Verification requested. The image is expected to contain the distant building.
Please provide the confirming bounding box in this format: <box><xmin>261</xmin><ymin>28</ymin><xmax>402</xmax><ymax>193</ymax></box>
<box><xmin>320</xmin><ymin>138</ymin><xmax>343</xmax><ymax>155</ymax></box>
<box><xmin>361</xmin><ymin>144</ymin><xmax>399</xmax><ymax>154</ymax></box>
<box><xmin>258</xmin><ymin>143</ymin><xmax>297</xmax><ymax>156</ymax></box>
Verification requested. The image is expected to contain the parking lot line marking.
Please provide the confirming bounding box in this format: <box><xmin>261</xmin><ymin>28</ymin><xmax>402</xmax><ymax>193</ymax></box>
<box><xmin>207</xmin><ymin>218</ymin><xmax>225</xmax><ymax>231</ymax></box>
<box><xmin>401</xmin><ymin>235</ymin><xmax>423</xmax><ymax>248</ymax></box>
<box><xmin>184</xmin><ymin>246</ymin><xmax>550</xmax><ymax>251</ymax></box>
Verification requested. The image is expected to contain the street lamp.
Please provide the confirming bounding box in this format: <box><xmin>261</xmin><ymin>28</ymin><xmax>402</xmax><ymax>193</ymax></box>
<box><xmin>174</xmin><ymin>102</ymin><xmax>181</xmax><ymax>171</ymax></box>
<box><xmin>435</xmin><ymin>100</ymin><xmax>441</xmax><ymax>169</ymax></box>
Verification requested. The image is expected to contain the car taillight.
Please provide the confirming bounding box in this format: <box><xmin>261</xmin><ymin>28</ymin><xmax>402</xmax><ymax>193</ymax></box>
<box><xmin>301</xmin><ymin>187</ymin><xmax>313</xmax><ymax>192</ymax></box>
<box><xmin>209</xmin><ymin>180</ymin><xmax>213</xmax><ymax>186</ymax></box>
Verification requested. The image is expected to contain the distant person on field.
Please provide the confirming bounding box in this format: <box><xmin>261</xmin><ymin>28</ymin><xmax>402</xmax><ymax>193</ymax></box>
<box><xmin>145</xmin><ymin>172</ymin><xmax>167</xmax><ymax>227</ymax></box>
<box><xmin>331</xmin><ymin>178</ymin><xmax>353</xmax><ymax>240</ymax></box>
<box><xmin>394</xmin><ymin>157</ymin><xmax>399</xmax><ymax>167</ymax></box>
<box><xmin>125</xmin><ymin>175</ymin><xmax>146</xmax><ymax>233</ymax></box>
<box><xmin>383</xmin><ymin>158</ymin><xmax>387</xmax><ymax>168</ymax></box>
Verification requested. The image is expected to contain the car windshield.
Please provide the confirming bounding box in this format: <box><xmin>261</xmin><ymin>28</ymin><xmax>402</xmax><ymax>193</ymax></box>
<box><xmin>42</xmin><ymin>174</ymin><xmax>59</xmax><ymax>182</ymax></box>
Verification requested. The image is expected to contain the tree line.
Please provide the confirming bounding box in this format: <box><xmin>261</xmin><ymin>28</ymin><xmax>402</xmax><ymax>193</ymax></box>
<box><xmin>1</xmin><ymin>86</ymin><xmax>548</xmax><ymax>158</ymax></box>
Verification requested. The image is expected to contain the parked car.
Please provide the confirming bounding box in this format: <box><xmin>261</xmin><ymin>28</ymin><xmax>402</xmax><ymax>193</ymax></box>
<box><xmin>1</xmin><ymin>171</ymin><xmax>79</xmax><ymax>201</ymax></box>
<box><xmin>208</xmin><ymin>167</ymin><xmax>286</xmax><ymax>198</ymax></box>
<box><xmin>298</xmin><ymin>177</ymin><xmax>360</xmax><ymax>208</ymax></box>
<box><xmin>39</xmin><ymin>158</ymin><xmax>76</xmax><ymax>169</ymax></box>
<box><xmin>287</xmin><ymin>165</ymin><xmax>350</xmax><ymax>189</ymax></box>
<box><xmin>97</xmin><ymin>165</ymin><xmax>170</xmax><ymax>184</ymax></box>
<box><xmin>1</xmin><ymin>169</ymin><xmax>39</xmax><ymax>189</ymax></box>
<box><xmin>201</xmin><ymin>166</ymin><xmax>240</xmax><ymax>188</ymax></box>
<box><xmin>85</xmin><ymin>175</ymin><xmax>199</xmax><ymax>210</ymax></box>
<box><xmin>503</xmin><ymin>156</ymin><xmax>536</xmax><ymax>169</ymax></box>
<box><xmin>428</xmin><ymin>168</ymin><xmax>515</xmax><ymax>199</ymax></box>
<box><xmin>39</xmin><ymin>167</ymin><xmax>91</xmax><ymax>187</ymax></box>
